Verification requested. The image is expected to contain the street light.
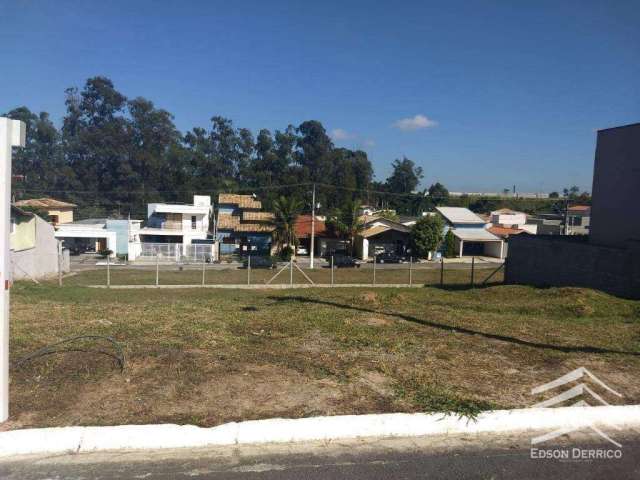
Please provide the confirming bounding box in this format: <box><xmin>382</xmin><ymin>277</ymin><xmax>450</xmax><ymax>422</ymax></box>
<box><xmin>0</xmin><ymin>117</ymin><xmax>26</xmax><ymax>422</ymax></box>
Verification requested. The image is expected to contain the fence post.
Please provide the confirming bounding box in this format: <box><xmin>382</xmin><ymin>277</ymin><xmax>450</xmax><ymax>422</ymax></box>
<box><xmin>331</xmin><ymin>255</ymin><xmax>334</xmax><ymax>286</ymax></box>
<box><xmin>471</xmin><ymin>256</ymin><xmax>475</xmax><ymax>288</ymax></box>
<box><xmin>106</xmin><ymin>254</ymin><xmax>111</xmax><ymax>288</ymax></box>
<box><xmin>289</xmin><ymin>257</ymin><xmax>293</xmax><ymax>286</ymax></box>
<box><xmin>247</xmin><ymin>255</ymin><xmax>251</xmax><ymax>285</ymax></box>
<box><xmin>57</xmin><ymin>241</ymin><xmax>63</xmax><ymax>287</ymax></box>
<box><xmin>409</xmin><ymin>256</ymin><xmax>412</xmax><ymax>286</ymax></box>
<box><xmin>440</xmin><ymin>258</ymin><xmax>444</xmax><ymax>287</ymax></box>
<box><xmin>201</xmin><ymin>254</ymin><xmax>206</xmax><ymax>287</ymax></box>
<box><xmin>155</xmin><ymin>254</ymin><xmax>159</xmax><ymax>287</ymax></box>
<box><xmin>373</xmin><ymin>255</ymin><xmax>376</xmax><ymax>285</ymax></box>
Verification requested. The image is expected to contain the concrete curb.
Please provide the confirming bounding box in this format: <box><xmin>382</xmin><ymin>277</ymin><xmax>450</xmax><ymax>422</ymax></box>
<box><xmin>1</xmin><ymin>405</ymin><xmax>639</xmax><ymax>457</ymax></box>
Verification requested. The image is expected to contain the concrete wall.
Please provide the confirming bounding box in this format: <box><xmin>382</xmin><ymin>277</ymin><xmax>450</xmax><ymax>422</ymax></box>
<box><xmin>505</xmin><ymin>235</ymin><xmax>640</xmax><ymax>299</ymax></box>
<box><xmin>11</xmin><ymin>216</ymin><xmax>68</xmax><ymax>280</ymax></box>
<box><xmin>590</xmin><ymin>123</ymin><xmax>640</xmax><ymax>248</ymax></box>
<box><xmin>10</xmin><ymin>213</ymin><xmax>35</xmax><ymax>251</ymax></box>
<box><xmin>47</xmin><ymin>208</ymin><xmax>73</xmax><ymax>224</ymax></box>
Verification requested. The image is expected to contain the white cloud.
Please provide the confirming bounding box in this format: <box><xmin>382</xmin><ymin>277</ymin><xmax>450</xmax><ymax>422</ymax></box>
<box><xmin>393</xmin><ymin>114</ymin><xmax>438</xmax><ymax>131</ymax></box>
<box><xmin>363</xmin><ymin>139</ymin><xmax>376</xmax><ymax>148</ymax></box>
<box><xmin>331</xmin><ymin>128</ymin><xmax>353</xmax><ymax>140</ymax></box>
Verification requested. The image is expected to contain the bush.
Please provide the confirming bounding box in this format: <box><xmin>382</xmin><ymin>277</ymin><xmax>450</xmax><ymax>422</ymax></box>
<box><xmin>98</xmin><ymin>249</ymin><xmax>113</xmax><ymax>258</ymax></box>
<box><xmin>280</xmin><ymin>245</ymin><xmax>294</xmax><ymax>261</ymax></box>
<box><xmin>444</xmin><ymin>230</ymin><xmax>456</xmax><ymax>258</ymax></box>
<box><xmin>409</xmin><ymin>215</ymin><xmax>444</xmax><ymax>259</ymax></box>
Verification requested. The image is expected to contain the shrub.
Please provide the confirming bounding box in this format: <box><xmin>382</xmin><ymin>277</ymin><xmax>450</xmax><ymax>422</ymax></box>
<box><xmin>444</xmin><ymin>230</ymin><xmax>456</xmax><ymax>258</ymax></box>
<box><xmin>98</xmin><ymin>249</ymin><xmax>113</xmax><ymax>258</ymax></box>
<box><xmin>280</xmin><ymin>245</ymin><xmax>294</xmax><ymax>261</ymax></box>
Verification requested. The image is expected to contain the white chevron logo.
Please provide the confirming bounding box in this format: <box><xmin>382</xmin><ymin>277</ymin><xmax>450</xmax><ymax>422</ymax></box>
<box><xmin>530</xmin><ymin>367</ymin><xmax>624</xmax><ymax>447</ymax></box>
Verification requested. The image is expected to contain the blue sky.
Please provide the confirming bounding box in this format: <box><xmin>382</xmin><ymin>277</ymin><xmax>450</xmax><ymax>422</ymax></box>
<box><xmin>1</xmin><ymin>0</ymin><xmax>638</xmax><ymax>193</ymax></box>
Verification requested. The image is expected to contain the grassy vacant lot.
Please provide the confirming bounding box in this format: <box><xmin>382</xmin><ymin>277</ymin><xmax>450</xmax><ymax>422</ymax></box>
<box><xmin>5</xmin><ymin>281</ymin><xmax>640</xmax><ymax>430</ymax></box>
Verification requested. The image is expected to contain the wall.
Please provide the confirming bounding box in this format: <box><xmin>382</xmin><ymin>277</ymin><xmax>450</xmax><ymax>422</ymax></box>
<box><xmin>590</xmin><ymin>123</ymin><xmax>640</xmax><ymax>248</ymax></box>
<box><xmin>505</xmin><ymin>235</ymin><xmax>640</xmax><ymax>299</ymax></box>
<box><xmin>11</xmin><ymin>216</ymin><xmax>67</xmax><ymax>280</ymax></box>
<box><xmin>47</xmin><ymin>208</ymin><xmax>73</xmax><ymax>224</ymax></box>
<box><xmin>10</xmin><ymin>214</ymin><xmax>35</xmax><ymax>251</ymax></box>
<box><xmin>483</xmin><ymin>241</ymin><xmax>504</xmax><ymax>258</ymax></box>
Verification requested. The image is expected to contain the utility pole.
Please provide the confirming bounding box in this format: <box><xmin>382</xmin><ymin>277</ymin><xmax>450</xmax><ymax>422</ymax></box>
<box><xmin>0</xmin><ymin>118</ymin><xmax>26</xmax><ymax>422</ymax></box>
<box><xmin>310</xmin><ymin>183</ymin><xmax>316</xmax><ymax>269</ymax></box>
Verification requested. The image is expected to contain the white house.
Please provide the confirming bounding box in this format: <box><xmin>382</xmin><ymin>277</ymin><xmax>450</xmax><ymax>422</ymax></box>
<box><xmin>490</xmin><ymin>208</ymin><xmax>537</xmax><ymax>234</ymax></box>
<box><xmin>436</xmin><ymin>207</ymin><xmax>505</xmax><ymax>259</ymax></box>
<box><xmin>135</xmin><ymin>195</ymin><xmax>214</xmax><ymax>260</ymax></box>
<box><xmin>55</xmin><ymin>220</ymin><xmax>118</xmax><ymax>258</ymax></box>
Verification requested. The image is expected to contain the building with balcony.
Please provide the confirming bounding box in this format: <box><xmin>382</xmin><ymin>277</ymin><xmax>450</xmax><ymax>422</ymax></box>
<box><xmin>216</xmin><ymin>194</ymin><xmax>274</xmax><ymax>255</ymax></box>
<box><xmin>134</xmin><ymin>195</ymin><xmax>214</xmax><ymax>260</ymax></box>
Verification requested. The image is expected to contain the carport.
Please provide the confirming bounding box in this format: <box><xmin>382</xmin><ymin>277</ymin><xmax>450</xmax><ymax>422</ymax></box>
<box><xmin>452</xmin><ymin>228</ymin><xmax>504</xmax><ymax>259</ymax></box>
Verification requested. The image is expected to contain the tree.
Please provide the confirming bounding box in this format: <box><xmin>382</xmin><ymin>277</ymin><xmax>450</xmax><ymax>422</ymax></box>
<box><xmin>409</xmin><ymin>215</ymin><xmax>444</xmax><ymax>259</ymax></box>
<box><xmin>427</xmin><ymin>182</ymin><xmax>449</xmax><ymax>206</ymax></box>
<box><xmin>563</xmin><ymin>186</ymin><xmax>580</xmax><ymax>199</ymax></box>
<box><xmin>549</xmin><ymin>191</ymin><xmax>560</xmax><ymax>199</ymax></box>
<box><xmin>271</xmin><ymin>196</ymin><xmax>303</xmax><ymax>253</ymax></box>
<box><xmin>386</xmin><ymin>157</ymin><xmax>423</xmax><ymax>194</ymax></box>
<box><xmin>326</xmin><ymin>200</ymin><xmax>364</xmax><ymax>256</ymax></box>
<box><xmin>444</xmin><ymin>229</ymin><xmax>456</xmax><ymax>258</ymax></box>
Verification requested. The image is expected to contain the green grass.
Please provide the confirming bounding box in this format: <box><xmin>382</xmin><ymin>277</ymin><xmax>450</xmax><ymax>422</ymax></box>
<box><xmin>6</xmin><ymin>281</ymin><xmax>640</xmax><ymax>430</ymax></box>
<box><xmin>62</xmin><ymin>263</ymin><xmax>503</xmax><ymax>287</ymax></box>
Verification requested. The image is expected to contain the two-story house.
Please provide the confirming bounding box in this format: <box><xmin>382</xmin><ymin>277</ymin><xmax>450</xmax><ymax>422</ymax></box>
<box><xmin>216</xmin><ymin>194</ymin><xmax>274</xmax><ymax>255</ymax></box>
<box><xmin>136</xmin><ymin>195</ymin><xmax>213</xmax><ymax>259</ymax></box>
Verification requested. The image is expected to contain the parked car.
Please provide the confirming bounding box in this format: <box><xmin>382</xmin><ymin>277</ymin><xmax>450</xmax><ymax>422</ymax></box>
<box><xmin>376</xmin><ymin>252</ymin><xmax>404</xmax><ymax>264</ymax></box>
<box><xmin>296</xmin><ymin>246</ymin><xmax>308</xmax><ymax>255</ymax></box>
<box><xmin>333</xmin><ymin>255</ymin><xmax>360</xmax><ymax>268</ymax></box>
<box><xmin>242</xmin><ymin>256</ymin><xmax>276</xmax><ymax>269</ymax></box>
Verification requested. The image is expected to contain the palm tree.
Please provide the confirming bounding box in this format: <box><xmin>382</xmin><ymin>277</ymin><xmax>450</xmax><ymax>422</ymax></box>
<box><xmin>272</xmin><ymin>196</ymin><xmax>303</xmax><ymax>253</ymax></box>
<box><xmin>327</xmin><ymin>200</ymin><xmax>364</xmax><ymax>256</ymax></box>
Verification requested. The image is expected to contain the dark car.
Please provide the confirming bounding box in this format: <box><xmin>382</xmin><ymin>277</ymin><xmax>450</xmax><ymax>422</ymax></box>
<box><xmin>333</xmin><ymin>255</ymin><xmax>360</xmax><ymax>268</ymax></box>
<box><xmin>376</xmin><ymin>252</ymin><xmax>404</xmax><ymax>264</ymax></box>
<box><xmin>242</xmin><ymin>256</ymin><xmax>276</xmax><ymax>269</ymax></box>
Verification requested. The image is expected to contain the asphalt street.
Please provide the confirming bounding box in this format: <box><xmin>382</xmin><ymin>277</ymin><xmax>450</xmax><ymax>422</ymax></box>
<box><xmin>2</xmin><ymin>432</ymin><xmax>638</xmax><ymax>479</ymax></box>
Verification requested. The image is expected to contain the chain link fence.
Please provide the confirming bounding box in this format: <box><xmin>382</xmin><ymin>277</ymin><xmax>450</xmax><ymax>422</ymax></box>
<box><xmin>58</xmin><ymin>255</ymin><xmax>505</xmax><ymax>288</ymax></box>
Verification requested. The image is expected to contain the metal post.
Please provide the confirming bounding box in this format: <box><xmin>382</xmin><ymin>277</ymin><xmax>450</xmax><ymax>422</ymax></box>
<box><xmin>57</xmin><ymin>241</ymin><xmax>63</xmax><ymax>287</ymax></box>
<box><xmin>289</xmin><ymin>258</ymin><xmax>293</xmax><ymax>286</ymax></box>
<box><xmin>155</xmin><ymin>254</ymin><xmax>159</xmax><ymax>286</ymax></box>
<box><xmin>201</xmin><ymin>253</ymin><xmax>206</xmax><ymax>286</ymax></box>
<box><xmin>310</xmin><ymin>183</ymin><xmax>316</xmax><ymax>269</ymax></box>
<box><xmin>373</xmin><ymin>255</ymin><xmax>376</xmax><ymax>285</ymax></box>
<box><xmin>331</xmin><ymin>255</ymin><xmax>334</xmax><ymax>286</ymax></box>
<box><xmin>106</xmin><ymin>253</ymin><xmax>111</xmax><ymax>288</ymax></box>
<box><xmin>471</xmin><ymin>256</ymin><xmax>475</xmax><ymax>287</ymax></box>
<box><xmin>440</xmin><ymin>258</ymin><xmax>444</xmax><ymax>287</ymax></box>
<box><xmin>0</xmin><ymin>118</ymin><xmax>26</xmax><ymax>422</ymax></box>
<box><xmin>247</xmin><ymin>255</ymin><xmax>251</xmax><ymax>285</ymax></box>
<box><xmin>409</xmin><ymin>256</ymin><xmax>412</xmax><ymax>286</ymax></box>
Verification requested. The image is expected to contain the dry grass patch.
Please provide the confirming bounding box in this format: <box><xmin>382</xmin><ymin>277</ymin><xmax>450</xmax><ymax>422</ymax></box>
<box><xmin>6</xmin><ymin>281</ymin><xmax>640</xmax><ymax>429</ymax></box>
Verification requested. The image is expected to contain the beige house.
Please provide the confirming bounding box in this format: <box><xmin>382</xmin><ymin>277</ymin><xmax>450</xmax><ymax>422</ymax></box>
<box><xmin>14</xmin><ymin>197</ymin><xmax>76</xmax><ymax>225</ymax></box>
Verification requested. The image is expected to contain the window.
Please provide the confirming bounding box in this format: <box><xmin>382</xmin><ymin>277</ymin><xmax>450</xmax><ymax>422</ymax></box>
<box><xmin>191</xmin><ymin>216</ymin><xmax>197</xmax><ymax>229</ymax></box>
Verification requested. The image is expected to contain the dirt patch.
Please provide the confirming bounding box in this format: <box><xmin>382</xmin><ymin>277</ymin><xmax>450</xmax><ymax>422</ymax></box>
<box><xmin>363</xmin><ymin>316</ymin><xmax>392</xmax><ymax>326</ymax></box>
<box><xmin>358</xmin><ymin>292</ymin><xmax>379</xmax><ymax>304</ymax></box>
<box><xmin>358</xmin><ymin>371</ymin><xmax>394</xmax><ymax>397</ymax></box>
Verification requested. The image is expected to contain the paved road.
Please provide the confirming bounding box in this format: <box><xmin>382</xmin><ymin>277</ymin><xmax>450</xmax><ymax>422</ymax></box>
<box><xmin>2</xmin><ymin>433</ymin><xmax>638</xmax><ymax>479</ymax></box>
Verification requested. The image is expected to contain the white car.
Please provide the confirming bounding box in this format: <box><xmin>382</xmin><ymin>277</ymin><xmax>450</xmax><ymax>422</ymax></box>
<box><xmin>296</xmin><ymin>246</ymin><xmax>309</xmax><ymax>255</ymax></box>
